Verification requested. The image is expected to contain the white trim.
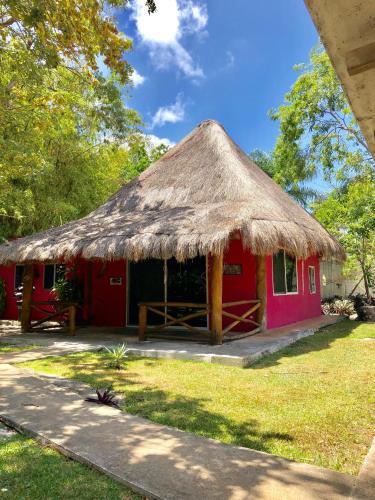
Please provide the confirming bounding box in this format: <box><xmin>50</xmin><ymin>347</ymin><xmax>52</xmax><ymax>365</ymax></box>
<box><xmin>308</xmin><ymin>265</ymin><xmax>316</xmax><ymax>294</ymax></box>
<box><xmin>272</xmin><ymin>250</ymin><xmax>299</xmax><ymax>296</ymax></box>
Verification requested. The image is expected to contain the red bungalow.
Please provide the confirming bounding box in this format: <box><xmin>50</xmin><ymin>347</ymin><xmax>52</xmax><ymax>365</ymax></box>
<box><xmin>0</xmin><ymin>121</ymin><xmax>344</xmax><ymax>343</ymax></box>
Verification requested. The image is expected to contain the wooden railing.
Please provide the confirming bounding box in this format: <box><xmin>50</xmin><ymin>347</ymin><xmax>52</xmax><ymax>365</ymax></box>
<box><xmin>138</xmin><ymin>299</ymin><xmax>261</xmax><ymax>342</ymax></box>
<box><xmin>29</xmin><ymin>301</ymin><xmax>77</xmax><ymax>335</ymax></box>
<box><xmin>222</xmin><ymin>300</ymin><xmax>261</xmax><ymax>335</ymax></box>
<box><xmin>138</xmin><ymin>302</ymin><xmax>209</xmax><ymax>340</ymax></box>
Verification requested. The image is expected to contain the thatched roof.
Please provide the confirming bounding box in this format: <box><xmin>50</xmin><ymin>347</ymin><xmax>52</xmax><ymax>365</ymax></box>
<box><xmin>0</xmin><ymin>120</ymin><xmax>345</xmax><ymax>264</ymax></box>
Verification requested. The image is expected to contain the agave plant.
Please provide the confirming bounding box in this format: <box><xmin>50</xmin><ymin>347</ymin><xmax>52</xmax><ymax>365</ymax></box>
<box><xmin>85</xmin><ymin>387</ymin><xmax>120</xmax><ymax>408</ymax></box>
<box><xmin>104</xmin><ymin>343</ymin><xmax>129</xmax><ymax>370</ymax></box>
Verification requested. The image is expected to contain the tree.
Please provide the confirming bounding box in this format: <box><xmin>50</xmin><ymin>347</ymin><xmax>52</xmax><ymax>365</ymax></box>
<box><xmin>249</xmin><ymin>149</ymin><xmax>317</xmax><ymax>207</ymax></box>
<box><xmin>0</xmin><ymin>38</ymin><xmax>141</xmax><ymax>240</ymax></box>
<box><xmin>313</xmin><ymin>177</ymin><xmax>375</xmax><ymax>301</ymax></box>
<box><xmin>121</xmin><ymin>135</ymin><xmax>170</xmax><ymax>181</ymax></box>
<box><xmin>270</xmin><ymin>46</ymin><xmax>374</xmax><ymax>185</ymax></box>
<box><xmin>0</xmin><ymin>0</ymin><xmax>156</xmax><ymax>83</ymax></box>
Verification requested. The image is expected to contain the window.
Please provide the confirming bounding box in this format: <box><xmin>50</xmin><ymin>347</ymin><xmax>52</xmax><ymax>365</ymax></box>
<box><xmin>309</xmin><ymin>266</ymin><xmax>316</xmax><ymax>294</ymax></box>
<box><xmin>14</xmin><ymin>264</ymin><xmax>25</xmax><ymax>289</ymax></box>
<box><xmin>43</xmin><ymin>264</ymin><xmax>66</xmax><ymax>289</ymax></box>
<box><xmin>272</xmin><ymin>251</ymin><xmax>298</xmax><ymax>294</ymax></box>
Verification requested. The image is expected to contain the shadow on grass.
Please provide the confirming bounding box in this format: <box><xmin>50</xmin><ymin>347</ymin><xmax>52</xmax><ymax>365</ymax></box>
<box><xmin>119</xmin><ymin>384</ymin><xmax>293</xmax><ymax>453</ymax></box>
<box><xmin>250</xmin><ymin>319</ymin><xmax>359</xmax><ymax>370</ymax></box>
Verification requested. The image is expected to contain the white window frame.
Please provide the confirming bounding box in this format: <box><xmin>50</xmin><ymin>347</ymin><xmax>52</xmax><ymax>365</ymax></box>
<box><xmin>272</xmin><ymin>250</ymin><xmax>299</xmax><ymax>296</ymax></box>
<box><xmin>308</xmin><ymin>265</ymin><xmax>316</xmax><ymax>294</ymax></box>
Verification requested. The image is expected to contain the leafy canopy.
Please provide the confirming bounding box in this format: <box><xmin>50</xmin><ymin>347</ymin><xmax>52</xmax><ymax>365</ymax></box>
<box><xmin>0</xmin><ymin>0</ymin><xmax>156</xmax><ymax>83</ymax></box>
<box><xmin>0</xmin><ymin>37</ymin><xmax>141</xmax><ymax>240</ymax></box>
<box><xmin>270</xmin><ymin>46</ymin><xmax>374</xmax><ymax>184</ymax></box>
<box><xmin>313</xmin><ymin>177</ymin><xmax>375</xmax><ymax>299</ymax></box>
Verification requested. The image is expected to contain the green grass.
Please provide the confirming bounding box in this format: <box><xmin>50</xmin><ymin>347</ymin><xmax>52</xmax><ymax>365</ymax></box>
<box><xmin>0</xmin><ymin>343</ymin><xmax>39</xmax><ymax>353</ymax></box>
<box><xmin>21</xmin><ymin>321</ymin><xmax>375</xmax><ymax>475</ymax></box>
<box><xmin>0</xmin><ymin>424</ymin><xmax>141</xmax><ymax>499</ymax></box>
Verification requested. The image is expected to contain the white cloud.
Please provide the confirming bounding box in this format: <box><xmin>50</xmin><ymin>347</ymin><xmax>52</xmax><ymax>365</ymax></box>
<box><xmin>147</xmin><ymin>134</ymin><xmax>175</xmax><ymax>148</ymax></box>
<box><xmin>225</xmin><ymin>50</ymin><xmax>235</xmax><ymax>69</ymax></box>
<box><xmin>132</xmin><ymin>0</ymin><xmax>207</xmax><ymax>78</ymax></box>
<box><xmin>131</xmin><ymin>68</ymin><xmax>146</xmax><ymax>87</ymax></box>
<box><xmin>151</xmin><ymin>94</ymin><xmax>185</xmax><ymax>128</ymax></box>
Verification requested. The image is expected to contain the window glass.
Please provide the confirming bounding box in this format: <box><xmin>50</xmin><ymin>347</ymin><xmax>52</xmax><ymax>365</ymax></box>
<box><xmin>285</xmin><ymin>254</ymin><xmax>297</xmax><ymax>293</ymax></box>
<box><xmin>309</xmin><ymin>266</ymin><xmax>316</xmax><ymax>293</ymax></box>
<box><xmin>15</xmin><ymin>265</ymin><xmax>25</xmax><ymax>288</ymax></box>
<box><xmin>44</xmin><ymin>264</ymin><xmax>55</xmax><ymax>289</ymax></box>
<box><xmin>273</xmin><ymin>251</ymin><xmax>286</xmax><ymax>294</ymax></box>
<box><xmin>55</xmin><ymin>264</ymin><xmax>66</xmax><ymax>283</ymax></box>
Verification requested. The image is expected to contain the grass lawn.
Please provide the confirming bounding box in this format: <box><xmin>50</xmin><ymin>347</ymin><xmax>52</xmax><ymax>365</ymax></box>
<box><xmin>0</xmin><ymin>343</ymin><xmax>39</xmax><ymax>353</ymax></box>
<box><xmin>0</xmin><ymin>424</ymin><xmax>141</xmax><ymax>499</ymax></box>
<box><xmin>21</xmin><ymin>320</ymin><xmax>375</xmax><ymax>475</ymax></box>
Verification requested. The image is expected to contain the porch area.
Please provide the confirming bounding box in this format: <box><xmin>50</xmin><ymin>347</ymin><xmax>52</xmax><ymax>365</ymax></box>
<box><xmin>0</xmin><ymin>315</ymin><xmax>342</xmax><ymax>367</ymax></box>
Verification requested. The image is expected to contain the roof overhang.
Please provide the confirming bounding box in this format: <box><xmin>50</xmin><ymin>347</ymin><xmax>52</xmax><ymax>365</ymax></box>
<box><xmin>305</xmin><ymin>0</ymin><xmax>375</xmax><ymax>159</ymax></box>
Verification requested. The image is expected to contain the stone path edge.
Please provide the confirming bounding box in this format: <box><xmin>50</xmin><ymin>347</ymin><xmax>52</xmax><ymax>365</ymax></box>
<box><xmin>0</xmin><ymin>413</ymin><xmax>158</xmax><ymax>499</ymax></box>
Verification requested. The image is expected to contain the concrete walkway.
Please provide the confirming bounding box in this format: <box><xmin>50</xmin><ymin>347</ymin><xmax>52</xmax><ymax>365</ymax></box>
<box><xmin>0</xmin><ymin>315</ymin><xmax>343</xmax><ymax>367</ymax></box>
<box><xmin>0</xmin><ymin>360</ymin><xmax>354</xmax><ymax>500</ymax></box>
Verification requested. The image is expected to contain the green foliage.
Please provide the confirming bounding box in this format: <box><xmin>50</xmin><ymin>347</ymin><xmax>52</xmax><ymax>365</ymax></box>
<box><xmin>53</xmin><ymin>272</ymin><xmax>82</xmax><ymax>303</ymax></box>
<box><xmin>0</xmin><ymin>0</ymin><xmax>156</xmax><ymax>83</ymax></box>
<box><xmin>321</xmin><ymin>299</ymin><xmax>355</xmax><ymax>317</ymax></box>
<box><xmin>314</xmin><ymin>177</ymin><xmax>375</xmax><ymax>300</ymax></box>
<box><xmin>270</xmin><ymin>46</ymin><xmax>374</xmax><ymax>184</ymax></box>
<box><xmin>122</xmin><ymin>135</ymin><xmax>170</xmax><ymax>181</ymax></box>
<box><xmin>0</xmin><ymin>37</ymin><xmax>141</xmax><ymax>241</ymax></box>
<box><xmin>0</xmin><ymin>278</ymin><xmax>6</xmax><ymax>317</ymax></box>
<box><xmin>249</xmin><ymin>149</ymin><xmax>317</xmax><ymax>207</ymax></box>
<box><xmin>104</xmin><ymin>343</ymin><xmax>129</xmax><ymax>370</ymax></box>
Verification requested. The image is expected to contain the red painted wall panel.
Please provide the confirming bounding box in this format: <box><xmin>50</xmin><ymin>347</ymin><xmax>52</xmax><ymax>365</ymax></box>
<box><xmin>0</xmin><ymin>249</ymin><xmax>321</xmax><ymax>330</ymax></box>
<box><xmin>0</xmin><ymin>264</ymin><xmax>57</xmax><ymax>320</ymax></box>
<box><xmin>89</xmin><ymin>260</ymin><xmax>126</xmax><ymax>327</ymax></box>
<box><xmin>208</xmin><ymin>239</ymin><xmax>258</xmax><ymax>332</ymax></box>
<box><xmin>265</xmin><ymin>254</ymin><xmax>321</xmax><ymax>329</ymax></box>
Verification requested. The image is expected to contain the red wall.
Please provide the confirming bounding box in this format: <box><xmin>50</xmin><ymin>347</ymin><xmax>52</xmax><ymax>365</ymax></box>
<box><xmin>88</xmin><ymin>260</ymin><xmax>126</xmax><ymax>327</ymax></box>
<box><xmin>0</xmin><ymin>249</ymin><xmax>321</xmax><ymax>331</ymax></box>
<box><xmin>208</xmin><ymin>239</ymin><xmax>258</xmax><ymax>332</ymax></box>
<box><xmin>265</xmin><ymin>254</ymin><xmax>321</xmax><ymax>329</ymax></box>
<box><xmin>0</xmin><ymin>264</ymin><xmax>57</xmax><ymax>320</ymax></box>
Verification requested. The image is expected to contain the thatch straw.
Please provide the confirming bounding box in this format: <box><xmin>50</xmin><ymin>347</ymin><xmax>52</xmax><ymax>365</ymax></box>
<box><xmin>0</xmin><ymin>120</ymin><xmax>345</xmax><ymax>264</ymax></box>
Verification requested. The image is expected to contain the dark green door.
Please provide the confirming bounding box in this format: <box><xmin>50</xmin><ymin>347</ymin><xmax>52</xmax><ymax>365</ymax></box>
<box><xmin>167</xmin><ymin>257</ymin><xmax>207</xmax><ymax>327</ymax></box>
<box><xmin>128</xmin><ymin>256</ymin><xmax>207</xmax><ymax>327</ymax></box>
<box><xmin>128</xmin><ymin>259</ymin><xmax>164</xmax><ymax>325</ymax></box>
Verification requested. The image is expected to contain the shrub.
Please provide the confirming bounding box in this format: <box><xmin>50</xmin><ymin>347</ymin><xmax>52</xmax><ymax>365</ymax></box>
<box><xmin>85</xmin><ymin>387</ymin><xmax>120</xmax><ymax>408</ymax></box>
<box><xmin>351</xmin><ymin>294</ymin><xmax>375</xmax><ymax>321</ymax></box>
<box><xmin>0</xmin><ymin>279</ymin><xmax>6</xmax><ymax>317</ymax></box>
<box><xmin>53</xmin><ymin>276</ymin><xmax>82</xmax><ymax>303</ymax></box>
<box><xmin>321</xmin><ymin>298</ymin><xmax>355</xmax><ymax>317</ymax></box>
<box><xmin>104</xmin><ymin>343</ymin><xmax>129</xmax><ymax>370</ymax></box>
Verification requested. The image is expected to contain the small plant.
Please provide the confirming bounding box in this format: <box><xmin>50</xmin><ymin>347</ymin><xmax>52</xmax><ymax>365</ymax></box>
<box><xmin>85</xmin><ymin>387</ymin><xmax>120</xmax><ymax>408</ymax></box>
<box><xmin>53</xmin><ymin>272</ymin><xmax>82</xmax><ymax>303</ymax></box>
<box><xmin>105</xmin><ymin>343</ymin><xmax>129</xmax><ymax>370</ymax></box>
<box><xmin>321</xmin><ymin>298</ymin><xmax>355</xmax><ymax>317</ymax></box>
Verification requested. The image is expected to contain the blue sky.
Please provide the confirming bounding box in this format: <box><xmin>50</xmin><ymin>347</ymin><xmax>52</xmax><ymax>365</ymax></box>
<box><xmin>115</xmin><ymin>1</ymin><xmax>328</xmax><ymax>189</ymax></box>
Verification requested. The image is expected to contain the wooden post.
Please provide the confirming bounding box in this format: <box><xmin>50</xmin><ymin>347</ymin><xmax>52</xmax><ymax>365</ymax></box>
<box><xmin>21</xmin><ymin>264</ymin><xmax>34</xmax><ymax>333</ymax></box>
<box><xmin>138</xmin><ymin>304</ymin><xmax>147</xmax><ymax>341</ymax></box>
<box><xmin>68</xmin><ymin>305</ymin><xmax>76</xmax><ymax>336</ymax></box>
<box><xmin>256</xmin><ymin>255</ymin><xmax>267</xmax><ymax>330</ymax></box>
<box><xmin>210</xmin><ymin>253</ymin><xmax>223</xmax><ymax>345</ymax></box>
